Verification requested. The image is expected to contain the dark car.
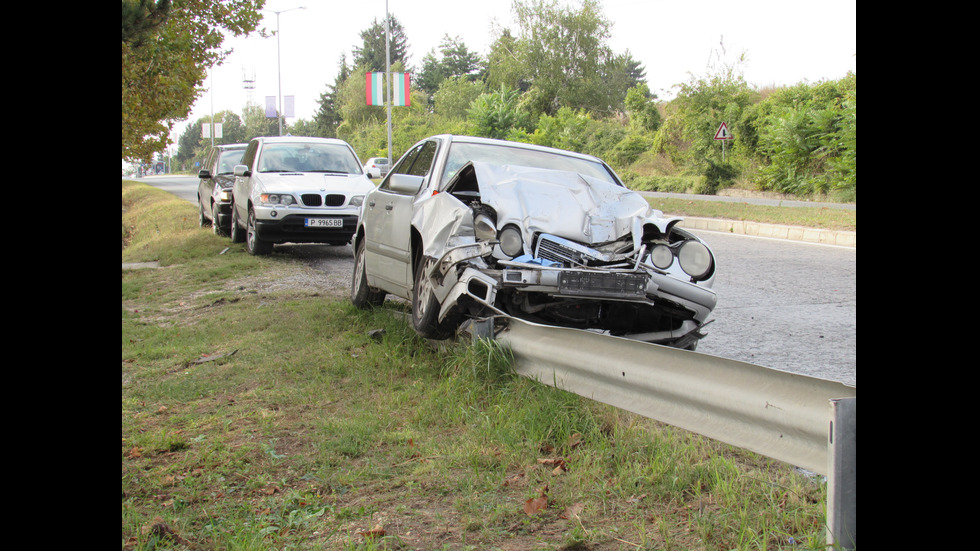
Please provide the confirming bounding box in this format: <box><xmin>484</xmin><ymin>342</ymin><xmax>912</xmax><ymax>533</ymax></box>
<box><xmin>197</xmin><ymin>144</ymin><xmax>248</xmax><ymax>236</ymax></box>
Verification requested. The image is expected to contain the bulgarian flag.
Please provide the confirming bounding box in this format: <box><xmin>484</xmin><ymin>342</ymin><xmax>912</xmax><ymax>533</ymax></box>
<box><xmin>366</xmin><ymin>72</ymin><xmax>384</xmax><ymax>106</ymax></box>
<box><xmin>392</xmin><ymin>72</ymin><xmax>411</xmax><ymax>106</ymax></box>
<box><xmin>366</xmin><ymin>72</ymin><xmax>411</xmax><ymax>106</ymax></box>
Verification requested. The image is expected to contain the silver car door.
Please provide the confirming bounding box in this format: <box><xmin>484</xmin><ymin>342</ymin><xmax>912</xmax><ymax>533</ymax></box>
<box><xmin>363</xmin><ymin>140</ymin><xmax>439</xmax><ymax>295</ymax></box>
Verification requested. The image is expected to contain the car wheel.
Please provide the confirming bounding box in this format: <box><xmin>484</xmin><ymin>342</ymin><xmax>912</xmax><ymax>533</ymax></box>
<box><xmin>411</xmin><ymin>255</ymin><xmax>457</xmax><ymax>339</ymax></box>
<box><xmin>211</xmin><ymin>202</ymin><xmax>225</xmax><ymax>237</ymax></box>
<box><xmin>199</xmin><ymin>200</ymin><xmax>211</xmax><ymax>228</ymax></box>
<box><xmin>351</xmin><ymin>238</ymin><xmax>385</xmax><ymax>308</ymax></box>
<box><xmin>230</xmin><ymin>204</ymin><xmax>245</xmax><ymax>243</ymax></box>
<box><xmin>246</xmin><ymin>209</ymin><xmax>273</xmax><ymax>255</ymax></box>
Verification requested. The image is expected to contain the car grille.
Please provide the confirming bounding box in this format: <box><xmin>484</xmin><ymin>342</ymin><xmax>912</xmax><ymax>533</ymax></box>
<box><xmin>535</xmin><ymin>234</ymin><xmax>595</xmax><ymax>266</ymax></box>
<box><xmin>301</xmin><ymin>194</ymin><xmax>347</xmax><ymax>207</ymax></box>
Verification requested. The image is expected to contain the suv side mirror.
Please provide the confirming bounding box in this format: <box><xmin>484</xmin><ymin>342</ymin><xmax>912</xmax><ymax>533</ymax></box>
<box><xmin>233</xmin><ymin>164</ymin><xmax>251</xmax><ymax>177</ymax></box>
<box><xmin>198</xmin><ymin>169</ymin><xmax>212</xmax><ymax>179</ymax></box>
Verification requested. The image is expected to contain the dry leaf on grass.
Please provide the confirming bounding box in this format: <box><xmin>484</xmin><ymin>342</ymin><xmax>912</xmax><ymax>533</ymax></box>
<box><xmin>523</xmin><ymin>484</ymin><xmax>549</xmax><ymax>515</ymax></box>
<box><xmin>358</xmin><ymin>524</ymin><xmax>385</xmax><ymax>539</ymax></box>
<box><xmin>560</xmin><ymin>502</ymin><xmax>585</xmax><ymax>519</ymax></box>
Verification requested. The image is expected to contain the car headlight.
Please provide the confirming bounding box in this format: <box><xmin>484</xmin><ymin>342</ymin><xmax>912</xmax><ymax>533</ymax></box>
<box><xmin>349</xmin><ymin>195</ymin><xmax>364</xmax><ymax>207</ymax></box>
<box><xmin>648</xmin><ymin>244</ymin><xmax>674</xmax><ymax>269</ymax></box>
<box><xmin>217</xmin><ymin>189</ymin><xmax>233</xmax><ymax>202</ymax></box>
<box><xmin>259</xmin><ymin>193</ymin><xmax>297</xmax><ymax>206</ymax></box>
<box><xmin>474</xmin><ymin>214</ymin><xmax>497</xmax><ymax>242</ymax></box>
<box><xmin>677</xmin><ymin>241</ymin><xmax>713</xmax><ymax>280</ymax></box>
<box><xmin>498</xmin><ymin>226</ymin><xmax>523</xmax><ymax>257</ymax></box>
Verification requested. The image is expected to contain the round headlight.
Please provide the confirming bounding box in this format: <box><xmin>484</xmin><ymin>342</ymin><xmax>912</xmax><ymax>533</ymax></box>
<box><xmin>649</xmin><ymin>244</ymin><xmax>673</xmax><ymax>269</ymax></box>
<box><xmin>474</xmin><ymin>214</ymin><xmax>496</xmax><ymax>242</ymax></box>
<box><xmin>677</xmin><ymin>241</ymin><xmax>713</xmax><ymax>280</ymax></box>
<box><xmin>498</xmin><ymin>226</ymin><xmax>523</xmax><ymax>257</ymax></box>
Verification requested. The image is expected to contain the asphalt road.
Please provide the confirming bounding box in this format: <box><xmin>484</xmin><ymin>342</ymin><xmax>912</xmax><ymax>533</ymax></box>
<box><xmin>126</xmin><ymin>175</ymin><xmax>856</xmax><ymax>386</ymax></box>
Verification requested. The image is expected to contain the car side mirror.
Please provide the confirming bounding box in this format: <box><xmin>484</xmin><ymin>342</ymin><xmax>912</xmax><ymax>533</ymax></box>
<box><xmin>198</xmin><ymin>169</ymin><xmax>212</xmax><ymax>179</ymax></box>
<box><xmin>233</xmin><ymin>164</ymin><xmax>251</xmax><ymax>177</ymax></box>
<box><xmin>388</xmin><ymin>173</ymin><xmax>424</xmax><ymax>195</ymax></box>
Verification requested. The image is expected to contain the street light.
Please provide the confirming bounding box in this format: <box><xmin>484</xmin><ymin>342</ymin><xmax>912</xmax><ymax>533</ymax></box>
<box><xmin>265</xmin><ymin>6</ymin><xmax>305</xmax><ymax>136</ymax></box>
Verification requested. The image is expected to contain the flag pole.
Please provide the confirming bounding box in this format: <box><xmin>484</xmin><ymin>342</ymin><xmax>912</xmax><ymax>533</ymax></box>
<box><xmin>385</xmin><ymin>0</ymin><xmax>392</xmax><ymax>167</ymax></box>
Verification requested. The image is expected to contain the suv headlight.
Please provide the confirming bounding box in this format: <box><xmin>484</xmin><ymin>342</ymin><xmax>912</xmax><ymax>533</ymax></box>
<box><xmin>349</xmin><ymin>195</ymin><xmax>365</xmax><ymax>207</ymax></box>
<box><xmin>259</xmin><ymin>193</ymin><xmax>297</xmax><ymax>206</ymax></box>
<box><xmin>217</xmin><ymin>188</ymin><xmax>233</xmax><ymax>202</ymax></box>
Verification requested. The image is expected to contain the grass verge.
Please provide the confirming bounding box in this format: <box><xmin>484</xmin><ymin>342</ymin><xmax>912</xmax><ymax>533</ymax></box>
<box><xmin>122</xmin><ymin>180</ymin><xmax>830</xmax><ymax>550</ymax></box>
<box><xmin>645</xmin><ymin>197</ymin><xmax>856</xmax><ymax>233</ymax></box>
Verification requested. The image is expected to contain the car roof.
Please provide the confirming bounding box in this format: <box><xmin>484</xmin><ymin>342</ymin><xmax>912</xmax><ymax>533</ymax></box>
<box><xmin>253</xmin><ymin>136</ymin><xmax>351</xmax><ymax>146</ymax></box>
<box><xmin>214</xmin><ymin>143</ymin><xmax>248</xmax><ymax>150</ymax></box>
<box><xmin>431</xmin><ymin>134</ymin><xmax>605</xmax><ymax>162</ymax></box>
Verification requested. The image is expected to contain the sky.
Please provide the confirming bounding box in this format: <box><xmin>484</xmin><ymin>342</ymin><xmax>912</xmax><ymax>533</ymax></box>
<box><xmin>177</xmin><ymin>0</ymin><xmax>856</xmax><ymax>142</ymax></box>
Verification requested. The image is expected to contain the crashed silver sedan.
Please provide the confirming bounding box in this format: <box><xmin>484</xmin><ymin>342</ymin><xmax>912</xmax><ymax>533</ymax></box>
<box><xmin>351</xmin><ymin>135</ymin><xmax>717</xmax><ymax>349</ymax></box>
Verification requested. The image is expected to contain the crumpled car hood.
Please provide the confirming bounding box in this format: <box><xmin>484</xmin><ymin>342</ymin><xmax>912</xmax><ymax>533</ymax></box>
<box><xmin>462</xmin><ymin>162</ymin><xmax>680</xmax><ymax>245</ymax></box>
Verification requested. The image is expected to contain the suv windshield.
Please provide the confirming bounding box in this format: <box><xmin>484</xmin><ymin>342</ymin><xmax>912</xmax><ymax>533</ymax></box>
<box><xmin>216</xmin><ymin>149</ymin><xmax>245</xmax><ymax>174</ymax></box>
<box><xmin>258</xmin><ymin>143</ymin><xmax>361</xmax><ymax>174</ymax></box>
<box><xmin>442</xmin><ymin>142</ymin><xmax>620</xmax><ymax>187</ymax></box>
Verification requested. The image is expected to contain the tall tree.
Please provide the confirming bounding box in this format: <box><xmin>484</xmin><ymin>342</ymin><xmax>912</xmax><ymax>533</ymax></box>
<box><xmin>416</xmin><ymin>35</ymin><xmax>483</xmax><ymax>99</ymax></box>
<box><xmin>313</xmin><ymin>54</ymin><xmax>352</xmax><ymax>137</ymax></box>
<box><xmin>353</xmin><ymin>15</ymin><xmax>410</xmax><ymax>72</ymax></box>
<box><xmin>508</xmin><ymin>0</ymin><xmax>635</xmax><ymax>117</ymax></box>
<box><xmin>121</xmin><ymin>0</ymin><xmax>265</xmax><ymax>162</ymax></box>
<box><xmin>438</xmin><ymin>35</ymin><xmax>483</xmax><ymax>80</ymax></box>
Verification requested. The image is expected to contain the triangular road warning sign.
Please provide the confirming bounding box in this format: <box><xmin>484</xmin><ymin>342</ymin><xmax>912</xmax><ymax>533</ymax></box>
<box><xmin>714</xmin><ymin>122</ymin><xmax>733</xmax><ymax>140</ymax></box>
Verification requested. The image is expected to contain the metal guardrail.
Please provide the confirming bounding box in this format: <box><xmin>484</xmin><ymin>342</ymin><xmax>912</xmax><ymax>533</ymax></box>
<box><xmin>469</xmin><ymin>315</ymin><xmax>856</xmax><ymax>549</ymax></box>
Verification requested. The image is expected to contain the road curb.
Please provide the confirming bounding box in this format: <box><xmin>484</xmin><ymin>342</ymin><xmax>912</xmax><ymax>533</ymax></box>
<box><xmin>678</xmin><ymin>217</ymin><xmax>856</xmax><ymax>248</ymax></box>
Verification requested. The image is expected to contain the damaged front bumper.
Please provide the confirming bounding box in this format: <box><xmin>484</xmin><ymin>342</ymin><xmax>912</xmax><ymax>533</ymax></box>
<box><xmin>424</xmin><ymin>241</ymin><xmax>718</xmax><ymax>345</ymax></box>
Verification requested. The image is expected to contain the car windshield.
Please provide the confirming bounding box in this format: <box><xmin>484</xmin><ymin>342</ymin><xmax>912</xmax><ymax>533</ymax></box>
<box><xmin>258</xmin><ymin>143</ymin><xmax>361</xmax><ymax>174</ymax></box>
<box><xmin>441</xmin><ymin>142</ymin><xmax>620</xmax><ymax>187</ymax></box>
<box><xmin>216</xmin><ymin>149</ymin><xmax>245</xmax><ymax>174</ymax></box>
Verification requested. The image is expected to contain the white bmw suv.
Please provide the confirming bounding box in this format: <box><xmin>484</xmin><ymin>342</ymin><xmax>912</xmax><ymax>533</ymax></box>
<box><xmin>230</xmin><ymin>136</ymin><xmax>375</xmax><ymax>255</ymax></box>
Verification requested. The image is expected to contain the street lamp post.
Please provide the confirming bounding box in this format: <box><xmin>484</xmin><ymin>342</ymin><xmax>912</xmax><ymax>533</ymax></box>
<box><xmin>266</xmin><ymin>6</ymin><xmax>305</xmax><ymax>136</ymax></box>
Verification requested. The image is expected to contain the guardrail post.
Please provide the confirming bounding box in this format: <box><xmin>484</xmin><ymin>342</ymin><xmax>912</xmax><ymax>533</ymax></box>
<box><xmin>827</xmin><ymin>398</ymin><xmax>856</xmax><ymax>549</ymax></box>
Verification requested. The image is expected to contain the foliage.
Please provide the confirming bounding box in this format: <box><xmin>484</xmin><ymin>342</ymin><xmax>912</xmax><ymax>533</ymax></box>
<box><xmin>754</xmin><ymin>73</ymin><xmax>856</xmax><ymax>199</ymax></box>
<box><xmin>652</xmin><ymin>41</ymin><xmax>758</xmax><ymax>192</ymax></box>
<box><xmin>121</xmin><ymin>0</ymin><xmax>265</xmax><ymax>162</ymax></box>
<box><xmin>468</xmin><ymin>86</ymin><xmax>532</xmax><ymax>140</ymax></box>
<box><xmin>416</xmin><ymin>35</ymin><xmax>486</xmax><ymax>106</ymax></box>
<box><xmin>624</xmin><ymin>83</ymin><xmax>661</xmax><ymax>133</ymax></box>
<box><xmin>352</xmin><ymin>15</ymin><xmax>409</xmax><ymax>72</ymax></box>
<box><xmin>433</xmin><ymin>77</ymin><xmax>486</xmax><ymax>120</ymax></box>
<box><xmin>509</xmin><ymin>0</ymin><xmax>638</xmax><ymax>117</ymax></box>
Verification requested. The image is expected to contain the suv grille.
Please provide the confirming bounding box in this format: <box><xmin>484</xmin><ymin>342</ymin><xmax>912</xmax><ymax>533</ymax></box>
<box><xmin>300</xmin><ymin>194</ymin><xmax>347</xmax><ymax>207</ymax></box>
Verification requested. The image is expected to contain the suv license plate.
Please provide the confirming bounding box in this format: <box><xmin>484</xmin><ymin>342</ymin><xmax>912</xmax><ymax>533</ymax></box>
<box><xmin>305</xmin><ymin>218</ymin><xmax>343</xmax><ymax>228</ymax></box>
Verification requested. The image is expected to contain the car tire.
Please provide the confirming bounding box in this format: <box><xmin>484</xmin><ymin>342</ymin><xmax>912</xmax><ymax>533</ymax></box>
<box><xmin>411</xmin><ymin>254</ymin><xmax>458</xmax><ymax>340</ymax></box>
<box><xmin>230</xmin><ymin>204</ymin><xmax>245</xmax><ymax>243</ymax></box>
<box><xmin>246</xmin><ymin>209</ymin><xmax>273</xmax><ymax>255</ymax></box>
<box><xmin>211</xmin><ymin>202</ymin><xmax>225</xmax><ymax>237</ymax></box>
<box><xmin>351</xmin><ymin>238</ymin><xmax>385</xmax><ymax>308</ymax></box>
<box><xmin>199</xmin><ymin>200</ymin><xmax>211</xmax><ymax>228</ymax></box>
